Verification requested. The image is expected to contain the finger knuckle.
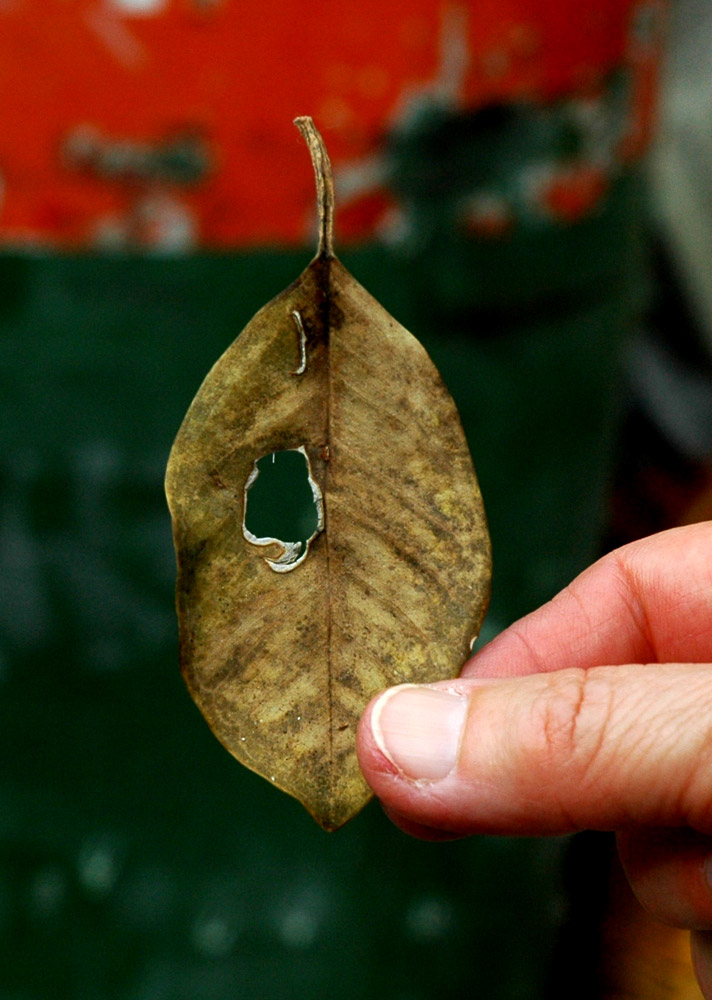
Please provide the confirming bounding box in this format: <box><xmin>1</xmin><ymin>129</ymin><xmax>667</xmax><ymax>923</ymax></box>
<box><xmin>529</xmin><ymin>669</ymin><xmax>608</xmax><ymax>781</ymax></box>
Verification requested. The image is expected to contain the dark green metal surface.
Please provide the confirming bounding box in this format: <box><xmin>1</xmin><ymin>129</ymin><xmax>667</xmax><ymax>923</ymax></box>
<box><xmin>0</xmin><ymin>170</ymin><xmax>644</xmax><ymax>999</ymax></box>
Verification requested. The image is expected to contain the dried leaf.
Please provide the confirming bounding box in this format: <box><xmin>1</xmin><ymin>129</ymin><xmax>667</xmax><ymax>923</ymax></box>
<box><xmin>165</xmin><ymin>117</ymin><xmax>491</xmax><ymax>830</ymax></box>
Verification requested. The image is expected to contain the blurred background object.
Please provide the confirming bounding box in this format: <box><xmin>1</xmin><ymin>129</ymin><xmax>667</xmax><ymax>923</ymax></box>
<box><xmin>0</xmin><ymin>0</ymin><xmax>662</xmax><ymax>252</ymax></box>
<box><xmin>650</xmin><ymin>0</ymin><xmax>712</xmax><ymax>346</ymax></box>
<box><xmin>2</xmin><ymin>1</ymin><xmax>701</xmax><ymax>998</ymax></box>
<box><xmin>605</xmin><ymin>0</ymin><xmax>712</xmax><ymax>548</ymax></box>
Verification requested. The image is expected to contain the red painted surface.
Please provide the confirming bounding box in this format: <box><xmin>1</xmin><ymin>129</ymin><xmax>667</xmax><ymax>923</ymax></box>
<box><xmin>0</xmin><ymin>0</ymin><xmax>664</xmax><ymax>248</ymax></box>
<box><xmin>542</xmin><ymin>165</ymin><xmax>610</xmax><ymax>222</ymax></box>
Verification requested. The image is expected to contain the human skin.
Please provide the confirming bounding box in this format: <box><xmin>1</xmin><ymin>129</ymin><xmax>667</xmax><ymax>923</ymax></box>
<box><xmin>356</xmin><ymin>522</ymin><xmax>712</xmax><ymax>997</ymax></box>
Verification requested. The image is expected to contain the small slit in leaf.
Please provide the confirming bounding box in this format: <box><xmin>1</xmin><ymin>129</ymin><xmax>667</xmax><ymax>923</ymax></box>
<box><xmin>243</xmin><ymin>448</ymin><xmax>323</xmax><ymax>573</ymax></box>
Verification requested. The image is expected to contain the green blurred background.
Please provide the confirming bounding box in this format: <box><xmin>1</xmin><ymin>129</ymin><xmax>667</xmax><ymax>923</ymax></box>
<box><xmin>0</xmin><ymin>162</ymin><xmax>645</xmax><ymax>998</ymax></box>
<box><xmin>7</xmin><ymin>0</ymin><xmax>706</xmax><ymax>995</ymax></box>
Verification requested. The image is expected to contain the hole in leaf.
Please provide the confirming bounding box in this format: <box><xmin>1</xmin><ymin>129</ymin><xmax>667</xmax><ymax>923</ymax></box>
<box><xmin>243</xmin><ymin>448</ymin><xmax>323</xmax><ymax>572</ymax></box>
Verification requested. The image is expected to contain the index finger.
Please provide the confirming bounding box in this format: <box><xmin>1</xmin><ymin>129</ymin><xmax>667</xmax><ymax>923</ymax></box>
<box><xmin>465</xmin><ymin>522</ymin><xmax>712</xmax><ymax>679</ymax></box>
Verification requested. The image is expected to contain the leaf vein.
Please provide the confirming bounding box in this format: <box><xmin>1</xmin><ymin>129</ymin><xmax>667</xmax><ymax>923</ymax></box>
<box><xmin>332</xmin><ymin>505</ymin><xmax>453</xmax><ymax>599</ymax></box>
<box><xmin>347</xmin><ymin>567</ymin><xmax>431</xmax><ymax>649</ymax></box>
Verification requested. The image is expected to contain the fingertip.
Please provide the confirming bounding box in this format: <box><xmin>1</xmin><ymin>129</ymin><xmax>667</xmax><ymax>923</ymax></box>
<box><xmin>356</xmin><ymin>684</ymin><xmax>473</xmax><ymax>835</ymax></box>
<box><xmin>357</xmin><ymin>689</ymin><xmax>406</xmax><ymax>823</ymax></box>
<box><xmin>380</xmin><ymin>804</ymin><xmax>464</xmax><ymax>841</ymax></box>
<box><xmin>356</xmin><ymin>687</ymin><xmax>400</xmax><ymax>779</ymax></box>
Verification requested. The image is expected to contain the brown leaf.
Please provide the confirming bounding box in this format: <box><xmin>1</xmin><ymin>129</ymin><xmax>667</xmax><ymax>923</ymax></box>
<box><xmin>165</xmin><ymin>117</ymin><xmax>491</xmax><ymax>830</ymax></box>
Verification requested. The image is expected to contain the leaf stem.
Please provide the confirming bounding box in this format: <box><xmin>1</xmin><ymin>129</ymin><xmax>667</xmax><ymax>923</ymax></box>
<box><xmin>294</xmin><ymin>116</ymin><xmax>335</xmax><ymax>259</ymax></box>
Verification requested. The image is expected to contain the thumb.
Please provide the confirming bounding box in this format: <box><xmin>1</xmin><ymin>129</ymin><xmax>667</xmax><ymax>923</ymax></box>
<box><xmin>357</xmin><ymin>663</ymin><xmax>712</xmax><ymax>837</ymax></box>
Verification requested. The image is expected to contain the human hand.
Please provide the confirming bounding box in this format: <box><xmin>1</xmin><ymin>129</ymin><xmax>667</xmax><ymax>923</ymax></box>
<box><xmin>357</xmin><ymin>522</ymin><xmax>712</xmax><ymax>998</ymax></box>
